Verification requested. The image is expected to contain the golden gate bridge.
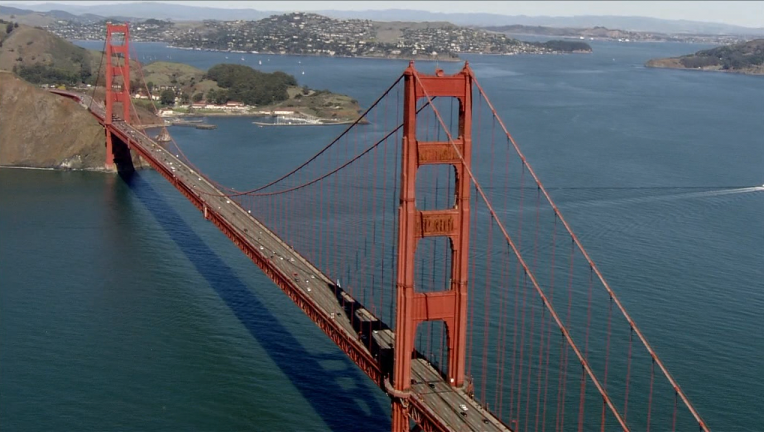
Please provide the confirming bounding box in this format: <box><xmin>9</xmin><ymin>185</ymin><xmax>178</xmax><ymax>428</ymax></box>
<box><xmin>52</xmin><ymin>23</ymin><xmax>709</xmax><ymax>432</ymax></box>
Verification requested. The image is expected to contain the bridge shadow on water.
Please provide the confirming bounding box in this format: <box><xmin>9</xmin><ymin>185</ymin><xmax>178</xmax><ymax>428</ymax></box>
<box><xmin>120</xmin><ymin>171</ymin><xmax>391</xmax><ymax>431</ymax></box>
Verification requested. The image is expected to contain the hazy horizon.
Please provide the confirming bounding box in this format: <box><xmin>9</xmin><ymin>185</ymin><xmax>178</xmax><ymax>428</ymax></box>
<box><xmin>5</xmin><ymin>1</ymin><xmax>764</xmax><ymax>28</ymax></box>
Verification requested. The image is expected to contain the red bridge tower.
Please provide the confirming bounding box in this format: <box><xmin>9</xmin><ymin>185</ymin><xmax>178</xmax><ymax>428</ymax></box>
<box><xmin>104</xmin><ymin>22</ymin><xmax>130</xmax><ymax>168</ymax></box>
<box><xmin>392</xmin><ymin>63</ymin><xmax>474</xmax><ymax>431</ymax></box>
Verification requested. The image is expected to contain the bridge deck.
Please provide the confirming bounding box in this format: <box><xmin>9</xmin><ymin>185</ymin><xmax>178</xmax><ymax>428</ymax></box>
<box><xmin>67</xmin><ymin>92</ymin><xmax>509</xmax><ymax>432</ymax></box>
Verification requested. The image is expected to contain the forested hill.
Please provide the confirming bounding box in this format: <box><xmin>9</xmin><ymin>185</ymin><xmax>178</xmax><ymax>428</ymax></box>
<box><xmin>203</xmin><ymin>64</ymin><xmax>297</xmax><ymax>105</ymax></box>
<box><xmin>527</xmin><ymin>40</ymin><xmax>592</xmax><ymax>53</ymax></box>
<box><xmin>646</xmin><ymin>39</ymin><xmax>764</xmax><ymax>75</ymax></box>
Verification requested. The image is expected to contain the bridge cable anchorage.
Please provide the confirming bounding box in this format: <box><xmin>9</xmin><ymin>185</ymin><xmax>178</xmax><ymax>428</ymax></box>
<box><xmin>411</xmin><ymin>68</ymin><xmax>633</xmax><ymax>431</ymax></box>
<box><xmin>469</xmin><ymin>77</ymin><xmax>710</xmax><ymax>432</ymax></box>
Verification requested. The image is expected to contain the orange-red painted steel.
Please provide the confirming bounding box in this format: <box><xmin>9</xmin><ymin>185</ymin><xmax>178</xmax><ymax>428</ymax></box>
<box><xmin>104</xmin><ymin>22</ymin><xmax>130</xmax><ymax>168</ymax></box>
<box><xmin>392</xmin><ymin>62</ymin><xmax>474</xmax><ymax>432</ymax></box>
<box><xmin>51</xmin><ymin>87</ymin><xmax>457</xmax><ymax>432</ymax></box>
<box><xmin>470</xmin><ymin>78</ymin><xmax>710</xmax><ymax>432</ymax></box>
<box><xmin>52</xmin><ymin>25</ymin><xmax>713</xmax><ymax>429</ymax></box>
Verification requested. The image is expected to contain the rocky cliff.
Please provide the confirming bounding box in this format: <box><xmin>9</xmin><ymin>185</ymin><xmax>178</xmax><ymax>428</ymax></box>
<box><xmin>0</xmin><ymin>70</ymin><xmax>146</xmax><ymax>171</ymax></box>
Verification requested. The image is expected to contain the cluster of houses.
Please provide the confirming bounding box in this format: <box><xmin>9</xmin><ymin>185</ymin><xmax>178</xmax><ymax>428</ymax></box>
<box><xmin>190</xmin><ymin>101</ymin><xmax>247</xmax><ymax>111</ymax></box>
<box><xmin>133</xmin><ymin>93</ymin><xmax>161</xmax><ymax>101</ymax></box>
<box><xmin>156</xmin><ymin>100</ymin><xmax>250</xmax><ymax>117</ymax></box>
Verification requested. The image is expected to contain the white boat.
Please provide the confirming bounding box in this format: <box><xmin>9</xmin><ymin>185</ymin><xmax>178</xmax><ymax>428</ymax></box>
<box><xmin>258</xmin><ymin>60</ymin><xmax>262</xmax><ymax>65</ymax></box>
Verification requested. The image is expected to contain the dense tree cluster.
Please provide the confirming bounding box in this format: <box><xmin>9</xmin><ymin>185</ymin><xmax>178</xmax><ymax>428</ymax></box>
<box><xmin>14</xmin><ymin>64</ymin><xmax>82</xmax><ymax>85</ymax></box>
<box><xmin>202</xmin><ymin>63</ymin><xmax>299</xmax><ymax>105</ymax></box>
<box><xmin>679</xmin><ymin>56</ymin><xmax>720</xmax><ymax>69</ymax></box>
<box><xmin>160</xmin><ymin>88</ymin><xmax>176</xmax><ymax>105</ymax></box>
<box><xmin>529</xmin><ymin>40</ymin><xmax>592</xmax><ymax>52</ymax></box>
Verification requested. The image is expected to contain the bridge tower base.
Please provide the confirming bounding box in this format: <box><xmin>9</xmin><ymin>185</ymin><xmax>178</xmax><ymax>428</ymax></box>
<box><xmin>104</xmin><ymin>23</ymin><xmax>130</xmax><ymax>169</ymax></box>
<box><xmin>392</xmin><ymin>62</ymin><xmax>474</xmax><ymax>432</ymax></box>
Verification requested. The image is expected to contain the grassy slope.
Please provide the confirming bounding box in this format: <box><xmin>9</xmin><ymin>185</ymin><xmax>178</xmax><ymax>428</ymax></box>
<box><xmin>0</xmin><ymin>24</ymin><xmax>92</xmax><ymax>72</ymax></box>
<box><xmin>140</xmin><ymin>61</ymin><xmax>219</xmax><ymax>95</ymax></box>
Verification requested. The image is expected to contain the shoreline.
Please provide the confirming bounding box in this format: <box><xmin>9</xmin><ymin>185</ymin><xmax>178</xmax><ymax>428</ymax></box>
<box><xmin>134</xmin><ymin>123</ymin><xmax>167</xmax><ymax>129</ymax></box>
<box><xmin>165</xmin><ymin>111</ymin><xmax>363</xmax><ymax>121</ymax></box>
<box><xmin>164</xmin><ymin>44</ymin><xmax>588</xmax><ymax>60</ymax></box>
<box><xmin>252</xmin><ymin>119</ymin><xmax>357</xmax><ymax>127</ymax></box>
<box><xmin>165</xmin><ymin>45</ymin><xmax>461</xmax><ymax>62</ymax></box>
<box><xmin>0</xmin><ymin>164</ymin><xmax>113</xmax><ymax>173</ymax></box>
<box><xmin>645</xmin><ymin>63</ymin><xmax>764</xmax><ymax>76</ymax></box>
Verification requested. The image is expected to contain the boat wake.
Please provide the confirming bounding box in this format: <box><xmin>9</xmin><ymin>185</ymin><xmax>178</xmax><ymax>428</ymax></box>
<box><xmin>564</xmin><ymin>186</ymin><xmax>764</xmax><ymax>210</ymax></box>
<box><xmin>494</xmin><ymin>186</ymin><xmax>764</xmax><ymax>216</ymax></box>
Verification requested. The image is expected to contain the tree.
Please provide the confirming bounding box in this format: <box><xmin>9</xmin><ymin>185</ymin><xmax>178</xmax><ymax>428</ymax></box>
<box><xmin>204</xmin><ymin>64</ymin><xmax>295</xmax><ymax>106</ymax></box>
<box><xmin>160</xmin><ymin>89</ymin><xmax>176</xmax><ymax>106</ymax></box>
<box><xmin>192</xmin><ymin>92</ymin><xmax>203</xmax><ymax>102</ymax></box>
<box><xmin>206</xmin><ymin>89</ymin><xmax>218</xmax><ymax>103</ymax></box>
<box><xmin>147</xmin><ymin>81</ymin><xmax>155</xmax><ymax>92</ymax></box>
<box><xmin>14</xmin><ymin>22</ymin><xmax>18</xmax><ymax>28</ymax></box>
<box><xmin>180</xmin><ymin>93</ymin><xmax>190</xmax><ymax>104</ymax></box>
<box><xmin>6</xmin><ymin>22</ymin><xmax>13</xmax><ymax>34</ymax></box>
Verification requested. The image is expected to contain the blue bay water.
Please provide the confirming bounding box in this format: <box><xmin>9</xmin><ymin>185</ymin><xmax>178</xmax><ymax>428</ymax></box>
<box><xmin>1</xmin><ymin>40</ymin><xmax>763</xmax><ymax>431</ymax></box>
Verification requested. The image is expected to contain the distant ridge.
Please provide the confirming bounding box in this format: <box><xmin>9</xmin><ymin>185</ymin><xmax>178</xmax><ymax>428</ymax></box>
<box><xmin>3</xmin><ymin>2</ymin><xmax>764</xmax><ymax>35</ymax></box>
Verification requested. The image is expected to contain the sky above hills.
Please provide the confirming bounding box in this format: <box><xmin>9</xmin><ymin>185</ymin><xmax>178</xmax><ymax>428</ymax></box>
<box><xmin>9</xmin><ymin>1</ymin><xmax>764</xmax><ymax>28</ymax></box>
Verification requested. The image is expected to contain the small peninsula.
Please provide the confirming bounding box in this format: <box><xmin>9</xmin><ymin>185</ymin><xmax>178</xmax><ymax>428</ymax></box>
<box><xmin>646</xmin><ymin>39</ymin><xmax>764</xmax><ymax>75</ymax></box>
<box><xmin>135</xmin><ymin>62</ymin><xmax>363</xmax><ymax>123</ymax></box>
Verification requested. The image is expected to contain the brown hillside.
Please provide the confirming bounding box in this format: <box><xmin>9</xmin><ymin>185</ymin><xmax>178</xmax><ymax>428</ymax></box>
<box><xmin>0</xmin><ymin>70</ymin><xmax>107</xmax><ymax>169</ymax></box>
<box><xmin>0</xmin><ymin>71</ymin><xmax>147</xmax><ymax>171</ymax></box>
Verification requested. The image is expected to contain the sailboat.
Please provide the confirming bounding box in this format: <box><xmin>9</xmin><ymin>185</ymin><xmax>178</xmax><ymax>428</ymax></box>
<box><xmin>258</xmin><ymin>60</ymin><xmax>262</xmax><ymax>65</ymax></box>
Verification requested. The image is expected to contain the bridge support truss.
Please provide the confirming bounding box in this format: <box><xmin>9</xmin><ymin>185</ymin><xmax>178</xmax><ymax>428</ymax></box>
<box><xmin>392</xmin><ymin>63</ymin><xmax>474</xmax><ymax>432</ymax></box>
<box><xmin>104</xmin><ymin>22</ymin><xmax>130</xmax><ymax>168</ymax></box>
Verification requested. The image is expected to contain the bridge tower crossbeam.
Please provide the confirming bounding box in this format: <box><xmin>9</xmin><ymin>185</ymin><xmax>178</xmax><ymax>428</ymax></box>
<box><xmin>104</xmin><ymin>22</ymin><xmax>130</xmax><ymax>168</ymax></box>
<box><xmin>392</xmin><ymin>62</ymin><xmax>474</xmax><ymax>432</ymax></box>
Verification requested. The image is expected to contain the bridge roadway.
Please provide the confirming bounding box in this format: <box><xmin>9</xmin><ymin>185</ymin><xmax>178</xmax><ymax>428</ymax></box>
<box><xmin>59</xmin><ymin>91</ymin><xmax>511</xmax><ymax>432</ymax></box>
